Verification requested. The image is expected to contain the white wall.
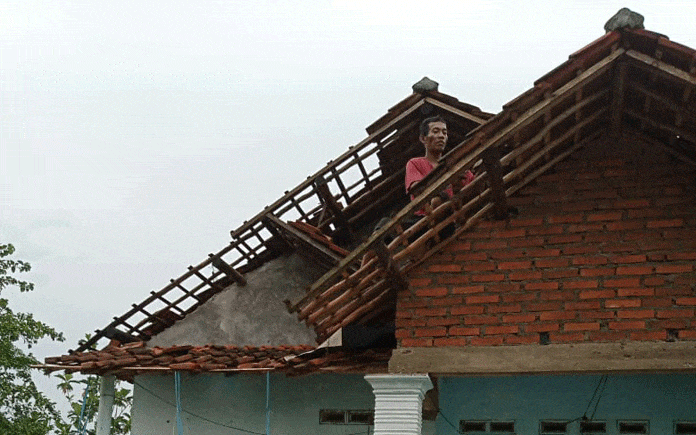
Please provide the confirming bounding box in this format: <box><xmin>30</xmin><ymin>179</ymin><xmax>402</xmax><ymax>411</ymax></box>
<box><xmin>132</xmin><ymin>372</ymin><xmax>379</xmax><ymax>435</ymax></box>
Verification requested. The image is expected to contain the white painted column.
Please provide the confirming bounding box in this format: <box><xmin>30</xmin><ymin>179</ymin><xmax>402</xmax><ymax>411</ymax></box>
<box><xmin>365</xmin><ymin>374</ymin><xmax>433</xmax><ymax>435</ymax></box>
<box><xmin>95</xmin><ymin>375</ymin><xmax>116</xmax><ymax>435</ymax></box>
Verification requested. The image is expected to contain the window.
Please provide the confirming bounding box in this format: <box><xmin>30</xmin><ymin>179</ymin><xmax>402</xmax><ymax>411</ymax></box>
<box><xmin>618</xmin><ymin>421</ymin><xmax>649</xmax><ymax>435</ymax></box>
<box><xmin>580</xmin><ymin>421</ymin><xmax>607</xmax><ymax>434</ymax></box>
<box><xmin>675</xmin><ymin>422</ymin><xmax>696</xmax><ymax>435</ymax></box>
<box><xmin>459</xmin><ymin>420</ymin><xmax>516</xmax><ymax>434</ymax></box>
<box><xmin>540</xmin><ymin>421</ymin><xmax>569</xmax><ymax>434</ymax></box>
<box><xmin>319</xmin><ymin>409</ymin><xmax>374</xmax><ymax>425</ymax></box>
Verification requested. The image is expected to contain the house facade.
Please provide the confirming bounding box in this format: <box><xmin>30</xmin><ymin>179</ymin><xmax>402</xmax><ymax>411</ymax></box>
<box><xmin>39</xmin><ymin>9</ymin><xmax>696</xmax><ymax>435</ymax></box>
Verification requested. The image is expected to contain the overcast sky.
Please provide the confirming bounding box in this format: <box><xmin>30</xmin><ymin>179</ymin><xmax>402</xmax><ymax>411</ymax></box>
<box><xmin>1</xmin><ymin>0</ymin><xmax>694</xmax><ymax>407</ymax></box>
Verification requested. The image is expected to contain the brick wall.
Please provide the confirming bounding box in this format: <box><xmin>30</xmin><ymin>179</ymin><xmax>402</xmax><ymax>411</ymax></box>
<box><xmin>397</xmin><ymin>138</ymin><xmax>696</xmax><ymax>347</ymax></box>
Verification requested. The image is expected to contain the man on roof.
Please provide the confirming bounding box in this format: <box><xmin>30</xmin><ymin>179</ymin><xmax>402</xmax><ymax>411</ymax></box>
<box><xmin>405</xmin><ymin>115</ymin><xmax>475</xmax><ymax>214</ymax></box>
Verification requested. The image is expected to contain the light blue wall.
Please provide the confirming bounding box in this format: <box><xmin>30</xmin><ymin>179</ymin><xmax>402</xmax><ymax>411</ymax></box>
<box><xmin>132</xmin><ymin>372</ymin><xmax>378</xmax><ymax>435</ymax></box>
<box><xmin>438</xmin><ymin>374</ymin><xmax>696</xmax><ymax>435</ymax></box>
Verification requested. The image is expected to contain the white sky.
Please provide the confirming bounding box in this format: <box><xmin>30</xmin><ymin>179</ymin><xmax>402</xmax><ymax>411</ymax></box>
<box><xmin>1</xmin><ymin>0</ymin><xmax>694</xmax><ymax>410</ymax></box>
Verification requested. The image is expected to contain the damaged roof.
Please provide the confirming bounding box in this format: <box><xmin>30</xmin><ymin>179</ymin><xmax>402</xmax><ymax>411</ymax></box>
<box><xmin>39</xmin><ymin>342</ymin><xmax>390</xmax><ymax>381</ymax></box>
<box><xmin>69</xmin><ymin>9</ymin><xmax>695</xmax><ymax>356</ymax></box>
<box><xmin>288</xmin><ymin>14</ymin><xmax>696</xmax><ymax>342</ymax></box>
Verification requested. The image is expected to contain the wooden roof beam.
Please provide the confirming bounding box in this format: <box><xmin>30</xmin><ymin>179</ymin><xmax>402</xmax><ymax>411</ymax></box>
<box><xmin>263</xmin><ymin>215</ymin><xmax>345</xmax><ymax>266</ymax></box>
<box><xmin>314</xmin><ymin>175</ymin><xmax>354</xmax><ymax>242</ymax></box>
<box><xmin>481</xmin><ymin>146</ymin><xmax>508</xmax><ymax>220</ymax></box>
<box><xmin>210</xmin><ymin>255</ymin><xmax>247</xmax><ymax>286</ymax></box>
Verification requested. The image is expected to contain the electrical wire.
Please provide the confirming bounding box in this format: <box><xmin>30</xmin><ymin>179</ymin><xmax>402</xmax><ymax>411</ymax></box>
<box><xmin>133</xmin><ymin>379</ymin><xmax>265</xmax><ymax>434</ymax></box>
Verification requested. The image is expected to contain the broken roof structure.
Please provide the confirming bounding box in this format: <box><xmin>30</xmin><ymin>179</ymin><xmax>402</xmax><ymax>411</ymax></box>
<box><xmin>42</xmin><ymin>6</ymin><xmax>695</xmax><ymax>379</ymax></box>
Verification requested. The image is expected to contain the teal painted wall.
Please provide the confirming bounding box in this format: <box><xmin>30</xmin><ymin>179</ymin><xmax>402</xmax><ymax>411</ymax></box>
<box><xmin>132</xmin><ymin>372</ymin><xmax>378</xmax><ymax>435</ymax></box>
<box><xmin>438</xmin><ymin>374</ymin><xmax>696</xmax><ymax>435</ymax></box>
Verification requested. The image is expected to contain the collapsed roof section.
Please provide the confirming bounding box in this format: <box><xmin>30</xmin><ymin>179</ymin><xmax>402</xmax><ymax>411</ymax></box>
<box><xmin>41</xmin><ymin>342</ymin><xmax>390</xmax><ymax>381</ymax></box>
<box><xmin>289</xmin><ymin>22</ymin><xmax>696</xmax><ymax>342</ymax></box>
<box><xmin>75</xmin><ymin>85</ymin><xmax>492</xmax><ymax>352</ymax></box>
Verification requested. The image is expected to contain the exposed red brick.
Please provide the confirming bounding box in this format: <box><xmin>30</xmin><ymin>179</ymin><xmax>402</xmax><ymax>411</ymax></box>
<box><xmin>527</xmin><ymin>302</ymin><xmax>563</xmax><ymax>311</ymax></box>
<box><xmin>396</xmin><ymin>318</ymin><xmax>427</xmax><ymax>327</ymax></box>
<box><xmin>395</xmin><ymin>329</ymin><xmax>412</xmax><ymax>339</ymax></box>
<box><xmin>616</xmin><ymin>309</ymin><xmax>654</xmax><ymax>319</ymax></box>
<box><xmin>509</xmin><ymin>237</ymin><xmax>546</xmax><ymax>248</ymax></box>
<box><xmin>493</xmin><ymin>228</ymin><xmax>526</xmax><ymax>238</ymax></box>
<box><xmin>587</xmin><ymin>212</ymin><xmax>622</xmax><ymax>221</ymax></box>
<box><xmin>504</xmin><ymin>335</ymin><xmax>539</xmax><ymax>345</ymax></box>
<box><xmin>539</xmin><ymin>311</ymin><xmax>576</xmax><ymax>321</ymax></box>
<box><xmin>451</xmin><ymin>306</ymin><xmax>485</xmax><ymax>316</ymax></box>
<box><xmin>510</xmin><ymin>218</ymin><xmax>544</xmax><ymax>227</ymax></box>
<box><xmin>451</xmin><ymin>285</ymin><xmax>484</xmax><ymax>294</ymax></box>
<box><xmin>546</xmin><ymin>234</ymin><xmax>583</xmax><ymax>244</ymax></box>
<box><xmin>605</xmin><ymin>299</ymin><xmax>641</xmax><ymax>308</ymax></box>
<box><xmin>401</xmin><ymin>338</ymin><xmax>433</xmax><ymax>347</ymax></box>
<box><xmin>486</xmin><ymin>325</ymin><xmax>520</xmax><ymax>335</ymax></box>
<box><xmin>549</xmin><ymin>332</ymin><xmax>585</xmax><ymax>342</ymax></box>
<box><xmin>487</xmin><ymin>304</ymin><xmax>522</xmax><ymax>314</ymax></box>
<box><xmin>668</xmin><ymin>252</ymin><xmax>696</xmax><ymax>260</ymax></box>
<box><xmin>509</xmin><ymin>271</ymin><xmax>544</xmax><ymax>281</ymax></box>
<box><xmin>676</xmin><ymin>297</ymin><xmax>696</xmax><ymax>306</ymax></box>
<box><xmin>548</xmin><ymin>214</ymin><xmax>584</xmax><ymax>223</ymax></box>
<box><xmin>463</xmin><ymin>263</ymin><xmax>496</xmax><ymax>272</ymax></box>
<box><xmin>497</xmin><ymin>260</ymin><xmax>533</xmax><ymax>270</ymax></box>
<box><xmin>469</xmin><ymin>336</ymin><xmax>504</xmax><ymax>346</ymax></box>
<box><xmin>646</xmin><ymin>218</ymin><xmax>684</xmax><ymax>228</ymax></box>
<box><xmin>609</xmin><ymin>321</ymin><xmax>646</xmax><ymax>330</ymax></box>
<box><xmin>655</xmin><ymin>264</ymin><xmax>693</xmax><ymax>274</ymax></box>
<box><xmin>589</xmin><ymin>331</ymin><xmax>629</xmax><ymax>341</ymax></box>
<box><xmin>564</xmin><ymin>322</ymin><xmax>600</xmax><ymax>331</ymax></box>
<box><xmin>678</xmin><ymin>330</ymin><xmax>696</xmax><ymax>339</ymax></box>
<box><xmin>543</xmin><ymin>269</ymin><xmax>580</xmax><ymax>279</ymax></box>
<box><xmin>454</xmin><ymin>252</ymin><xmax>488</xmax><ymax>261</ymax></box>
<box><xmin>490</xmin><ymin>250</ymin><xmax>526</xmax><ymax>260</ymax></box>
<box><xmin>526</xmin><ymin>323</ymin><xmax>560</xmax><ymax>333</ymax></box>
<box><xmin>604</xmin><ymin>277</ymin><xmax>641</xmax><ymax>287</ymax></box>
<box><xmin>615</xmin><ymin>199</ymin><xmax>650</xmax><ymax>208</ymax></box>
<box><xmin>565</xmin><ymin>280</ymin><xmax>599</xmax><ymax>290</ymax></box>
<box><xmin>610</xmin><ymin>254</ymin><xmax>647</xmax><ymax>263</ymax></box>
<box><xmin>503</xmin><ymin>313</ymin><xmax>537</xmax><ymax>323</ymax></box>
<box><xmin>524</xmin><ymin>282</ymin><xmax>558</xmax><ymax>291</ymax></box>
<box><xmin>606</xmin><ymin>221</ymin><xmax>644</xmax><ymax>231</ymax></box>
<box><xmin>464</xmin><ymin>316</ymin><xmax>500</xmax><ymax>325</ymax></box>
<box><xmin>437</xmin><ymin>275</ymin><xmax>470</xmax><ymax>285</ymax></box>
<box><xmin>642</xmin><ymin>297</ymin><xmax>673</xmax><ymax>307</ymax></box>
<box><xmin>434</xmin><ymin>337</ymin><xmax>471</xmax><ymax>346</ymax></box>
<box><xmin>502</xmin><ymin>292</ymin><xmax>537</xmax><ymax>303</ymax></box>
<box><xmin>415</xmin><ymin>307</ymin><xmax>448</xmax><ymax>317</ymax></box>
<box><xmin>428</xmin><ymin>264</ymin><xmax>461</xmax><ymax>273</ymax></box>
<box><xmin>527</xmin><ymin>248</ymin><xmax>562</xmax><ymax>257</ymax></box>
<box><xmin>486</xmin><ymin>283</ymin><xmax>522</xmax><ymax>293</ymax></box>
<box><xmin>630</xmin><ymin>331</ymin><xmax>667</xmax><ymax>341</ymax></box>
<box><xmin>617</xmin><ymin>288</ymin><xmax>654</xmax><ymax>297</ymax></box>
<box><xmin>410</xmin><ymin>277</ymin><xmax>433</xmax><ymax>287</ymax></box>
<box><xmin>565</xmin><ymin>301</ymin><xmax>601</xmax><ymax>310</ymax></box>
<box><xmin>656</xmin><ymin>309</ymin><xmax>695</xmax><ymax>318</ymax></box>
<box><xmin>466</xmin><ymin>295</ymin><xmax>500</xmax><ymax>304</ymax></box>
<box><xmin>470</xmin><ymin>274</ymin><xmax>506</xmax><ymax>282</ymax></box>
<box><xmin>473</xmin><ymin>240</ymin><xmax>508</xmax><ymax>250</ymax></box>
<box><xmin>449</xmin><ymin>326</ymin><xmax>480</xmax><ymax>336</ymax></box>
<box><xmin>414</xmin><ymin>327</ymin><xmax>447</xmax><ymax>337</ymax></box>
<box><xmin>535</xmin><ymin>258</ymin><xmax>570</xmax><ymax>268</ymax></box>
<box><xmin>431</xmin><ymin>296</ymin><xmax>465</xmax><ymax>306</ymax></box>
<box><xmin>616</xmin><ymin>265</ymin><xmax>654</xmax><ymax>275</ymax></box>
<box><xmin>426</xmin><ymin>317</ymin><xmax>460</xmax><ymax>326</ymax></box>
<box><xmin>578</xmin><ymin>311</ymin><xmax>616</xmax><ymax>320</ymax></box>
<box><xmin>580</xmin><ymin>267</ymin><xmax>616</xmax><ymax>277</ymax></box>
<box><xmin>415</xmin><ymin>287</ymin><xmax>449</xmax><ymax>297</ymax></box>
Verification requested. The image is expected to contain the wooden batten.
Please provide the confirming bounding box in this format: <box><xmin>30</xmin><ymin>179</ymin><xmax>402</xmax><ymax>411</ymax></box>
<box><xmin>210</xmin><ymin>255</ymin><xmax>247</xmax><ymax>286</ymax></box>
<box><xmin>262</xmin><ymin>214</ymin><xmax>345</xmax><ymax>267</ymax></box>
<box><xmin>314</xmin><ymin>175</ymin><xmax>354</xmax><ymax>242</ymax></box>
<box><xmin>373</xmin><ymin>242</ymin><xmax>408</xmax><ymax>291</ymax></box>
<box><xmin>481</xmin><ymin>146</ymin><xmax>508</xmax><ymax>220</ymax></box>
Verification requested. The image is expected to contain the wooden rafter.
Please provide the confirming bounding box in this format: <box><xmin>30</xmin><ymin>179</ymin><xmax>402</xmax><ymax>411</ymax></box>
<box><xmin>262</xmin><ymin>215</ymin><xmax>345</xmax><ymax>267</ymax></box>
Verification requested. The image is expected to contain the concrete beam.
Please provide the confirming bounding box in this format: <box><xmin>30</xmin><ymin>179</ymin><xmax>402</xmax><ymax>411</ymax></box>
<box><xmin>389</xmin><ymin>342</ymin><xmax>696</xmax><ymax>375</ymax></box>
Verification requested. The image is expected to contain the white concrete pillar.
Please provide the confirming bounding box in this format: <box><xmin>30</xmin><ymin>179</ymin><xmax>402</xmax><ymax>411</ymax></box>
<box><xmin>95</xmin><ymin>375</ymin><xmax>116</xmax><ymax>435</ymax></box>
<box><xmin>365</xmin><ymin>374</ymin><xmax>433</xmax><ymax>435</ymax></box>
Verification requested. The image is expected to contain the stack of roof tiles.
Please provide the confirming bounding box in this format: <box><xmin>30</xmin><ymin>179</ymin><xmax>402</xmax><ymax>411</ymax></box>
<box><xmin>41</xmin><ymin>342</ymin><xmax>390</xmax><ymax>380</ymax></box>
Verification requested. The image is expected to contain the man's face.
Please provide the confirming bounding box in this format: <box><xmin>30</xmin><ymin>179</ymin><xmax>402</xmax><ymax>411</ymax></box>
<box><xmin>420</xmin><ymin>121</ymin><xmax>448</xmax><ymax>156</ymax></box>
